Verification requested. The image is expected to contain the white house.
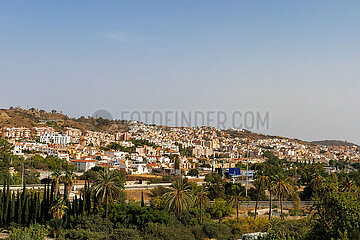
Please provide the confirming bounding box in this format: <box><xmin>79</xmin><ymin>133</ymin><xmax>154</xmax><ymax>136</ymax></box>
<box><xmin>71</xmin><ymin>159</ymin><xmax>96</xmax><ymax>172</ymax></box>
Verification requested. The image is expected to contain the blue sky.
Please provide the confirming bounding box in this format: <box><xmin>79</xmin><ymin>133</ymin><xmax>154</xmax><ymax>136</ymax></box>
<box><xmin>1</xmin><ymin>1</ymin><xmax>360</xmax><ymax>143</ymax></box>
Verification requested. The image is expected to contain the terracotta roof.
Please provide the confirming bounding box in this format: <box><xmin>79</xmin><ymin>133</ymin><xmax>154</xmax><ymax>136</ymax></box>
<box><xmin>71</xmin><ymin>160</ymin><xmax>96</xmax><ymax>163</ymax></box>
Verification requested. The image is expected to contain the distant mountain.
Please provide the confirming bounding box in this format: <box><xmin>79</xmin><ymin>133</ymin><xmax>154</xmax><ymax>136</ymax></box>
<box><xmin>310</xmin><ymin>140</ymin><xmax>359</xmax><ymax>147</ymax></box>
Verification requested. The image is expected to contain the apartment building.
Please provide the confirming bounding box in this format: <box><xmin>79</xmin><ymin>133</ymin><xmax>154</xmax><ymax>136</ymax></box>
<box><xmin>1</xmin><ymin>127</ymin><xmax>32</xmax><ymax>139</ymax></box>
<box><xmin>40</xmin><ymin>133</ymin><xmax>70</xmax><ymax>145</ymax></box>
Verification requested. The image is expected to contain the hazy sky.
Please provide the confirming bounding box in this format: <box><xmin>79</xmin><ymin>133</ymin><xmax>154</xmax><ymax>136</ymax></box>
<box><xmin>1</xmin><ymin>1</ymin><xmax>360</xmax><ymax>143</ymax></box>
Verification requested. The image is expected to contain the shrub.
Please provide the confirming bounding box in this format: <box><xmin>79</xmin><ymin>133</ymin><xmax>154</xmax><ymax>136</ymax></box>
<box><xmin>224</xmin><ymin>217</ymin><xmax>269</xmax><ymax>237</ymax></box>
<box><xmin>64</xmin><ymin>228</ymin><xmax>112</xmax><ymax>240</ymax></box>
<box><xmin>8</xmin><ymin>224</ymin><xmax>48</xmax><ymax>240</ymax></box>
<box><xmin>144</xmin><ymin>223</ymin><xmax>195</xmax><ymax>240</ymax></box>
<box><xmin>70</xmin><ymin>214</ymin><xmax>114</xmax><ymax>233</ymax></box>
<box><xmin>202</xmin><ymin>221</ymin><xmax>232</xmax><ymax>240</ymax></box>
<box><xmin>112</xmin><ymin>228</ymin><xmax>143</xmax><ymax>240</ymax></box>
<box><xmin>109</xmin><ymin>202</ymin><xmax>171</xmax><ymax>230</ymax></box>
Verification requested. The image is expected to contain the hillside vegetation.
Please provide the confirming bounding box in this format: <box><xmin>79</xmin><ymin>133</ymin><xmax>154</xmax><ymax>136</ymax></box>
<box><xmin>0</xmin><ymin>108</ymin><xmax>129</xmax><ymax>133</ymax></box>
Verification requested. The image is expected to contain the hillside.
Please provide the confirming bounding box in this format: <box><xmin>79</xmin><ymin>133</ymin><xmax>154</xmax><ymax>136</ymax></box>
<box><xmin>0</xmin><ymin>108</ymin><xmax>129</xmax><ymax>133</ymax></box>
<box><xmin>310</xmin><ymin>140</ymin><xmax>358</xmax><ymax>147</ymax></box>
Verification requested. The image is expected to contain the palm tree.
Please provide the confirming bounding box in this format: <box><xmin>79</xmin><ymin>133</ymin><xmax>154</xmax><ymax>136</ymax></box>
<box><xmin>254</xmin><ymin>170</ymin><xmax>269</xmax><ymax>219</ymax></box>
<box><xmin>267</xmin><ymin>177</ymin><xmax>275</xmax><ymax>220</ymax></box>
<box><xmin>52</xmin><ymin>170</ymin><xmax>62</xmax><ymax>198</ymax></box>
<box><xmin>63</xmin><ymin>171</ymin><xmax>76</xmax><ymax>201</ymax></box>
<box><xmin>194</xmin><ymin>185</ymin><xmax>209</xmax><ymax>223</ymax></box>
<box><xmin>228</xmin><ymin>185</ymin><xmax>245</xmax><ymax>224</ymax></box>
<box><xmin>92</xmin><ymin>169</ymin><xmax>124</xmax><ymax>218</ymax></box>
<box><xmin>49</xmin><ymin>195</ymin><xmax>68</xmax><ymax>238</ymax></box>
<box><xmin>50</xmin><ymin>195</ymin><xmax>68</xmax><ymax>219</ymax></box>
<box><xmin>273</xmin><ymin>174</ymin><xmax>294</xmax><ymax>220</ymax></box>
<box><xmin>164</xmin><ymin>177</ymin><xmax>192</xmax><ymax>217</ymax></box>
<box><xmin>341</xmin><ymin>176</ymin><xmax>355</xmax><ymax>192</ymax></box>
<box><xmin>310</xmin><ymin>172</ymin><xmax>325</xmax><ymax>192</ymax></box>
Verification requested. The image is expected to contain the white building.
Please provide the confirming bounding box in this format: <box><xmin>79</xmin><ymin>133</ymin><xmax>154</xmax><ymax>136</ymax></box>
<box><xmin>40</xmin><ymin>134</ymin><xmax>70</xmax><ymax>145</ymax></box>
<box><xmin>71</xmin><ymin>160</ymin><xmax>96</xmax><ymax>172</ymax></box>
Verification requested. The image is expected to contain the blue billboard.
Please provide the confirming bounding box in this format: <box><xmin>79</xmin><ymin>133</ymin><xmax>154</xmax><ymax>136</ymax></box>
<box><xmin>229</xmin><ymin>168</ymin><xmax>241</xmax><ymax>176</ymax></box>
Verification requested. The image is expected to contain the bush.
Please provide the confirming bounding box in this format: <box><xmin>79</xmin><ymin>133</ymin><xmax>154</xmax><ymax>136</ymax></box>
<box><xmin>112</xmin><ymin>228</ymin><xmax>143</xmax><ymax>240</ymax></box>
<box><xmin>70</xmin><ymin>214</ymin><xmax>114</xmax><ymax>233</ymax></box>
<box><xmin>144</xmin><ymin>223</ymin><xmax>195</xmax><ymax>240</ymax></box>
<box><xmin>202</xmin><ymin>221</ymin><xmax>232</xmax><ymax>240</ymax></box>
<box><xmin>223</xmin><ymin>217</ymin><xmax>269</xmax><ymax>237</ymax></box>
<box><xmin>109</xmin><ymin>202</ymin><xmax>171</xmax><ymax>230</ymax></box>
<box><xmin>64</xmin><ymin>228</ymin><xmax>112</xmax><ymax>240</ymax></box>
<box><xmin>8</xmin><ymin>224</ymin><xmax>48</xmax><ymax>240</ymax></box>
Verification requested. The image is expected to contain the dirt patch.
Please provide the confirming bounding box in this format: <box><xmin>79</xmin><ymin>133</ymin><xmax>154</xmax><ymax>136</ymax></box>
<box><xmin>125</xmin><ymin>189</ymin><xmax>152</xmax><ymax>201</ymax></box>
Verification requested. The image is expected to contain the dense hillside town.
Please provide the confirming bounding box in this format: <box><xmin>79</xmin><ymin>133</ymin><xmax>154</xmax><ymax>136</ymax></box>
<box><xmin>1</xmin><ymin>110</ymin><xmax>360</xmax><ymax>240</ymax></box>
<box><xmin>1</xmin><ymin>109</ymin><xmax>358</xmax><ymax>179</ymax></box>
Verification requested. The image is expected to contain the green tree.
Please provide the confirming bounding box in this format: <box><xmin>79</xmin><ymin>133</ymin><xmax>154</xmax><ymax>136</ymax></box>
<box><xmin>92</xmin><ymin>169</ymin><xmax>125</xmax><ymax>218</ymax></box>
<box><xmin>227</xmin><ymin>184</ymin><xmax>245</xmax><ymax>223</ymax></box>
<box><xmin>273</xmin><ymin>174</ymin><xmax>294</xmax><ymax>220</ymax></box>
<box><xmin>308</xmin><ymin>182</ymin><xmax>360</xmax><ymax>240</ymax></box>
<box><xmin>205</xmin><ymin>173</ymin><xmax>225</xmax><ymax>200</ymax></box>
<box><xmin>51</xmin><ymin>170</ymin><xmax>62</xmax><ymax>198</ymax></box>
<box><xmin>49</xmin><ymin>196</ymin><xmax>67</xmax><ymax>237</ymax></box>
<box><xmin>212</xmin><ymin>198</ymin><xmax>232</xmax><ymax>222</ymax></box>
<box><xmin>174</xmin><ymin>156</ymin><xmax>180</xmax><ymax>170</ymax></box>
<box><xmin>188</xmin><ymin>168</ymin><xmax>199</xmax><ymax>177</ymax></box>
<box><xmin>267</xmin><ymin>177</ymin><xmax>275</xmax><ymax>220</ymax></box>
<box><xmin>63</xmin><ymin>171</ymin><xmax>76</xmax><ymax>202</ymax></box>
<box><xmin>194</xmin><ymin>185</ymin><xmax>209</xmax><ymax>223</ymax></box>
<box><xmin>254</xmin><ymin>170</ymin><xmax>270</xmax><ymax>219</ymax></box>
<box><xmin>164</xmin><ymin>177</ymin><xmax>192</xmax><ymax>217</ymax></box>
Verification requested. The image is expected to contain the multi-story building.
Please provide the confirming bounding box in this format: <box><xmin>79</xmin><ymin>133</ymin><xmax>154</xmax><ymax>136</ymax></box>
<box><xmin>64</xmin><ymin>127</ymin><xmax>82</xmax><ymax>143</ymax></box>
<box><xmin>32</xmin><ymin>127</ymin><xmax>55</xmax><ymax>137</ymax></box>
<box><xmin>1</xmin><ymin>127</ymin><xmax>32</xmax><ymax>139</ymax></box>
<box><xmin>40</xmin><ymin>133</ymin><xmax>70</xmax><ymax>145</ymax></box>
<box><xmin>115</xmin><ymin>132</ymin><xmax>132</xmax><ymax>141</ymax></box>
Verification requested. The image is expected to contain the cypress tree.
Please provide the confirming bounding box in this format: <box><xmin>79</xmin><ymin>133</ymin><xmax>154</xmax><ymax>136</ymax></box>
<box><xmin>31</xmin><ymin>192</ymin><xmax>36</xmax><ymax>224</ymax></box>
<box><xmin>7</xmin><ymin>191</ymin><xmax>15</xmax><ymax>224</ymax></box>
<box><xmin>92</xmin><ymin>189</ymin><xmax>99</xmax><ymax>214</ymax></box>
<box><xmin>10</xmin><ymin>192</ymin><xmax>16</xmax><ymax>223</ymax></box>
<box><xmin>74</xmin><ymin>195</ymin><xmax>78</xmax><ymax>217</ymax></box>
<box><xmin>3</xmin><ymin>179</ymin><xmax>10</xmax><ymax>226</ymax></box>
<box><xmin>21</xmin><ymin>182</ymin><xmax>27</xmax><ymax>225</ymax></box>
<box><xmin>29</xmin><ymin>193</ymin><xmax>34</xmax><ymax>224</ymax></box>
<box><xmin>41</xmin><ymin>183</ymin><xmax>47</xmax><ymax>223</ymax></box>
<box><xmin>79</xmin><ymin>193</ymin><xmax>84</xmax><ymax>215</ymax></box>
<box><xmin>16</xmin><ymin>190</ymin><xmax>21</xmax><ymax>224</ymax></box>
<box><xmin>85</xmin><ymin>179</ymin><xmax>92</xmax><ymax>213</ymax></box>
<box><xmin>37</xmin><ymin>192</ymin><xmax>41</xmax><ymax>222</ymax></box>
<box><xmin>141</xmin><ymin>191</ymin><xmax>145</xmax><ymax>207</ymax></box>
<box><xmin>46</xmin><ymin>183</ymin><xmax>51</xmax><ymax>221</ymax></box>
<box><xmin>83</xmin><ymin>180</ymin><xmax>87</xmax><ymax>213</ymax></box>
<box><xmin>50</xmin><ymin>182</ymin><xmax>54</xmax><ymax>204</ymax></box>
<box><xmin>47</xmin><ymin>182</ymin><xmax>51</xmax><ymax>205</ymax></box>
<box><xmin>0</xmin><ymin>188</ymin><xmax>3</xmax><ymax>227</ymax></box>
<box><xmin>22</xmin><ymin>195</ymin><xmax>29</xmax><ymax>225</ymax></box>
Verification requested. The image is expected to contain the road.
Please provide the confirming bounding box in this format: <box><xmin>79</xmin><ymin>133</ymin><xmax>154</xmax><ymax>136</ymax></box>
<box><xmin>238</xmin><ymin>201</ymin><xmax>314</xmax><ymax>208</ymax></box>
